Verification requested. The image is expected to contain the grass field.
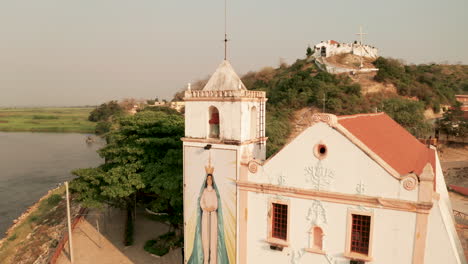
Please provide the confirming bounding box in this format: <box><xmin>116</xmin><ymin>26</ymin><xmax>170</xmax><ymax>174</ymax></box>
<box><xmin>0</xmin><ymin>107</ymin><xmax>96</xmax><ymax>133</ymax></box>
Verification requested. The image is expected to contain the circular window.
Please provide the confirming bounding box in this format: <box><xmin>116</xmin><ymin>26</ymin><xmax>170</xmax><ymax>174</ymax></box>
<box><xmin>314</xmin><ymin>143</ymin><xmax>328</xmax><ymax>160</ymax></box>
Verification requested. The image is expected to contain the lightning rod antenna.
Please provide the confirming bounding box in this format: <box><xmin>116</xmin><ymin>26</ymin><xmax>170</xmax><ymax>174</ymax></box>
<box><xmin>224</xmin><ymin>0</ymin><xmax>228</xmax><ymax>60</ymax></box>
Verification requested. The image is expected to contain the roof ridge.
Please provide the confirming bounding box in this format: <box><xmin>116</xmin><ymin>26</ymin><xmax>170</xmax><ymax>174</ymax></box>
<box><xmin>337</xmin><ymin>112</ymin><xmax>384</xmax><ymax>120</ymax></box>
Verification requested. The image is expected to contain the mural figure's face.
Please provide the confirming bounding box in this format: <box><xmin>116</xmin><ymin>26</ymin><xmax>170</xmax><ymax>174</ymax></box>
<box><xmin>207</xmin><ymin>175</ymin><xmax>213</xmax><ymax>187</ymax></box>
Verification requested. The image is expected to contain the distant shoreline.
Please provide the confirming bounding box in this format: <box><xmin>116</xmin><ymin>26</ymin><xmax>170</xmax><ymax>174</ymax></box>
<box><xmin>0</xmin><ymin>107</ymin><xmax>96</xmax><ymax>133</ymax></box>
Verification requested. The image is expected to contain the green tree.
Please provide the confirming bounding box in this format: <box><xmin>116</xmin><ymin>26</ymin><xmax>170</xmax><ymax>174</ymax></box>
<box><xmin>436</xmin><ymin>102</ymin><xmax>467</xmax><ymax>141</ymax></box>
<box><xmin>88</xmin><ymin>100</ymin><xmax>124</xmax><ymax>122</ymax></box>
<box><xmin>71</xmin><ymin>109</ymin><xmax>184</xmax><ymax>230</ymax></box>
<box><xmin>306</xmin><ymin>46</ymin><xmax>313</xmax><ymax>57</ymax></box>
<box><xmin>383</xmin><ymin>98</ymin><xmax>431</xmax><ymax>137</ymax></box>
<box><xmin>95</xmin><ymin>121</ymin><xmax>112</xmax><ymax>135</ymax></box>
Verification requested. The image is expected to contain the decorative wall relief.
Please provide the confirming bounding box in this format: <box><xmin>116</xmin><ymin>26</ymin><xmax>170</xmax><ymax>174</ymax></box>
<box><xmin>304</xmin><ymin>162</ymin><xmax>334</xmax><ymax>191</ymax></box>
<box><xmin>401</xmin><ymin>174</ymin><xmax>418</xmax><ymax>191</ymax></box>
<box><xmin>277</xmin><ymin>173</ymin><xmax>286</xmax><ymax>186</ymax></box>
<box><xmin>248</xmin><ymin>161</ymin><xmax>258</xmax><ymax>174</ymax></box>
<box><xmin>310</xmin><ymin>114</ymin><xmax>338</xmax><ymax>127</ymax></box>
<box><xmin>265</xmin><ymin>170</ymin><xmax>284</xmax><ymax>185</ymax></box>
<box><xmin>291</xmin><ymin>249</ymin><xmax>305</xmax><ymax>264</ymax></box>
<box><xmin>306</xmin><ymin>200</ymin><xmax>327</xmax><ymax>225</ymax></box>
<box><xmin>324</xmin><ymin>254</ymin><xmax>335</xmax><ymax>264</ymax></box>
<box><xmin>355</xmin><ymin>180</ymin><xmax>366</xmax><ymax>195</ymax></box>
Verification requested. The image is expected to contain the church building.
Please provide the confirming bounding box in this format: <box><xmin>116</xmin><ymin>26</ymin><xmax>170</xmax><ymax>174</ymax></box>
<box><xmin>182</xmin><ymin>60</ymin><xmax>465</xmax><ymax>264</ymax></box>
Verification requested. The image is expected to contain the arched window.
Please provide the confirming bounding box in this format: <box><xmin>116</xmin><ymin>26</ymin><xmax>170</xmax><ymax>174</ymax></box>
<box><xmin>250</xmin><ymin>106</ymin><xmax>257</xmax><ymax>139</ymax></box>
<box><xmin>209</xmin><ymin>106</ymin><xmax>220</xmax><ymax>138</ymax></box>
<box><xmin>320</xmin><ymin>46</ymin><xmax>327</xmax><ymax>57</ymax></box>
<box><xmin>306</xmin><ymin>226</ymin><xmax>325</xmax><ymax>254</ymax></box>
<box><xmin>312</xmin><ymin>226</ymin><xmax>323</xmax><ymax>250</ymax></box>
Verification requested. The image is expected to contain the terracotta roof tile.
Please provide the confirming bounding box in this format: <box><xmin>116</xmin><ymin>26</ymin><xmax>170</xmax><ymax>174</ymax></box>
<box><xmin>338</xmin><ymin>113</ymin><xmax>435</xmax><ymax>176</ymax></box>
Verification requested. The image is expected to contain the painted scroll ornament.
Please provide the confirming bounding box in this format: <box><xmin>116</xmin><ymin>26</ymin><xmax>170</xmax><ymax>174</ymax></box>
<box><xmin>248</xmin><ymin>161</ymin><xmax>258</xmax><ymax>173</ymax></box>
<box><xmin>402</xmin><ymin>175</ymin><xmax>418</xmax><ymax>191</ymax></box>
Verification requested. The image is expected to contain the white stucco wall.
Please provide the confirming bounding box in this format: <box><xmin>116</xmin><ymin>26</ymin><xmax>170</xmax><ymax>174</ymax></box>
<box><xmin>253</xmin><ymin>123</ymin><xmax>418</xmax><ymax>201</ymax></box>
<box><xmin>425</xmin><ymin>202</ymin><xmax>464</xmax><ymax>264</ymax></box>
<box><xmin>424</xmin><ymin>151</ymin><xmax>466</xmax><ymax>264</ymax></box>
<box><xmin>315</xmin><ymin>57</ymin><xmax>379</xmax><ymax>74</ymax></box>
<box><xmin>185</xmin><ymin>101</ymin><xmax>242</xmax><ymax>140</ymax></box>
<box><xmin>313</xmin><ymin>41</ymin><xmax>378</xmax><ymax>59</ymax></box>
<box><xmin>246</xmin><ymin>192</ymin><xmax>417</xmax><ymax>263</ymax></box>
<box><xmin>239</xmin><ymin>101</ymin><xmax>264</xmax><ymax>142</ymax></box>
<box><xmin>185</xmin><ymin>100</ymin><xmax>265</xmax><ymax>144</ymax></box>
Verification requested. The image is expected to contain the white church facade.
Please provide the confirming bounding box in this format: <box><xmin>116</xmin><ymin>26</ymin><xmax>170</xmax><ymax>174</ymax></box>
<box><xmin>182</xmin><ymin>60</ymin><xmax>465</xmax><ymax>264</ymax></box>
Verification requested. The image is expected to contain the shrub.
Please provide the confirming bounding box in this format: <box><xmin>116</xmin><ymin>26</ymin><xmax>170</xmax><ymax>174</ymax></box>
<box><xmin>144</xmin><ymin>232</ymin><xmax>182</xmax><ymax>256</ymax></box>
<box><xmin>29</xmin><ymin>215</ymin><xmax>39</xmax><ymax>223</ymax></box>
<box><xmin>7</xmin><ymin>233</ymin><xmax>17</xmax><ymax>241</ymax></box>
<box><xmin>47</xmin><ymin>194</ymin><xmax>63</xmax><ymax>206</ymax></box>
<box><xmin>51</xmin><ymin>239</ymin><xmax>59</xmax><ymax>248</ymax></box>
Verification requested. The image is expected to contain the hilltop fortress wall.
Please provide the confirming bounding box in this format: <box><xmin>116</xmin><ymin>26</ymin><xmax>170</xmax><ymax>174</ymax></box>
<box><xmin>313</xmin><ymin>40</ymin><xmax>378</xmax><ymax>59</ymax></box>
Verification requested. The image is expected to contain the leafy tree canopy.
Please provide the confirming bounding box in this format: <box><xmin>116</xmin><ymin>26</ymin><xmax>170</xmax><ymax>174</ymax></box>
<box><xmin>382</xmin><ymin>97</ymin><xmax>432</xmax><ymax>137</ymax></box>
<box><xmin>306</xmin><ymin>46</ymin><xmax>313</xmax><ymax>57</ymax></box>
<box><xmin>374</xmin><ymin>57</ymin><xmax>468</xmax><ymax>110</ymax></box>
<box><xmin>72</xmin><ymin>109</ymin><xmax>184</xmax><ymax>228</ymax></box>
<box><xmin>88</xmin><ymin>100</ymin><xmax>124</xmax><ymax>122</ymax></box>
<box><xmin>436</xmin><ymin>102</ymin><xmax>468</xmax><ymax>140</ymax></box>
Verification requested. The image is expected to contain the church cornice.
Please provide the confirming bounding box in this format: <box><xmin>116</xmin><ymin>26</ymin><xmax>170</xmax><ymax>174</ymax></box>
<box><xmin>236</xmin><ymin>180</ymin><xmax>433</xmax><ymax>214</ymax></box>
<box><xmin>181</xmin><ymin>137</ymin><xmax>268</xmax><ymax>146</ymax></box>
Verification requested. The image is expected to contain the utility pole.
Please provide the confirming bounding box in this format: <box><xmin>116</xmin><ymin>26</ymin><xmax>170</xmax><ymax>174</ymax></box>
<box><xmin>65</xmin><ymin>182</ymin><xmax>74</xmax><ymax>263</ymax></box>
<box><xmin>224</xmin><ymin>0</ymin><xmax>229</xmax><ymax>60</ymax></box>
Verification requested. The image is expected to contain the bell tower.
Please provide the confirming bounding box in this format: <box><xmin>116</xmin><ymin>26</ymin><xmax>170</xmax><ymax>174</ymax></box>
<box><xmin>183</xmin><ymin>60</ymin><xmax>267</xmax><ymax>263</ymax></box>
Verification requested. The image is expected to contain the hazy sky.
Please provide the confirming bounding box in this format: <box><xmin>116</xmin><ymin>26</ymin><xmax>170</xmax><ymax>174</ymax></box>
<box><xmin>0</xmin><ymin>0</ymin><xmax>467</xmax><ymax>107</ymax></box>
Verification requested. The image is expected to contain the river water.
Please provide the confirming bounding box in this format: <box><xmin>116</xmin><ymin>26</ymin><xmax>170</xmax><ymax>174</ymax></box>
<box><xmin>0</xmin><ymin>132</ymin><xmax>104</xmax><ymax>238</ymax></box>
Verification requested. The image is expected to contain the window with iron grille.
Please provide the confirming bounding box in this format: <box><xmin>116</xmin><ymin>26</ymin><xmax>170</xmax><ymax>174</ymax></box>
<box><xmin>351</xmin><ymin>214</ymin><xmax>371</xmax><ymax>255</ymax></box>
<box><xmin>272</xmin><ymin>203</ymin><xmax>288</xmax><ymax>240</ymax></box>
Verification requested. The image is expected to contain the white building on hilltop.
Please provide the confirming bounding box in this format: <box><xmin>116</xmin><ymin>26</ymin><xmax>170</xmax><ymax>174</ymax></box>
<box><xmin>182</xmin><ymin>60</ymin><xmax>465</xmax><ymax>264</ymax></box>
<box><xmin>313</xmin><ymin>40</ymin><xmax>378</xmax><ymax>59</ymax></box>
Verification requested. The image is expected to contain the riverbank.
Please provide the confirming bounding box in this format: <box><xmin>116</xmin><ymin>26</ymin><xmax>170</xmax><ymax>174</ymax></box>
<box><xmin>0</xmin><ymin>185</ymin><xmax>82</xmax><ymax>264</ymax></box>
<box><xmin>0</xmin><ymin>107</ymin><xmax>95</xmax><ymax>133</ymax></box>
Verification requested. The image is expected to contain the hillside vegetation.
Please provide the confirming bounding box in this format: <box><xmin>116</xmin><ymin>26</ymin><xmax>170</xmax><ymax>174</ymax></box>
<box><xmin>242</xmin><ymin>57</ymin><xmax>466</xmax><ymax>157</ymax></box>
<box><xmin>176</xmin><ymin>56</ymin><xmax>467</xmax><ymax>157</ymax></box>
<box><xmin>374</xmin><ymin>57</ymin><xmax>468</xmax><ymax>111</ymax></box>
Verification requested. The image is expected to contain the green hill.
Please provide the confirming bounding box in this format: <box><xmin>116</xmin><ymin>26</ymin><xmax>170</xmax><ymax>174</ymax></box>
<box><xmin>174</xmin><ymin>56</ymin><xmax>468</xmax><ymax>157</ymax></box>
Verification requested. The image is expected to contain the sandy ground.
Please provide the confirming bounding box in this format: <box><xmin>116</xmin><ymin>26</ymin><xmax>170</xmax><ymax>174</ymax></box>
<box><xmin>57</xmin><ymin>219</ymin><xmax>132</xmax><ymax>264</ymax></box>
<box><xmin>57</xmin><ymin>207</ymin><xmax>182</xmax><ymax>264</ymax></box>
<box><xmin>439</xmin><ymin>145</ymin><xmax>468</xmax><ymax>162</ymax></box>
<box><xmin>85</xmin><ymin>207</ymin><xmax>181</xmax><ymax>264</ymax></box>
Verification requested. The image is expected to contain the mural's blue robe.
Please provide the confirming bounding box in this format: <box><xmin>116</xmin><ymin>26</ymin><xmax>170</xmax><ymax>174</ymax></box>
<box><xmin>188</xmin><ymin>175</ymin><xmax>230</xmax><ymax>264</ymax></box>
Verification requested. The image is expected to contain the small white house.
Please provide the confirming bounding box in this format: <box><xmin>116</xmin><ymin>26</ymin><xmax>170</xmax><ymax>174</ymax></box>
<box><xmin>182</xmin><ymin>60</ymin><xmax>465</xmax><ymax>264</ymax></box>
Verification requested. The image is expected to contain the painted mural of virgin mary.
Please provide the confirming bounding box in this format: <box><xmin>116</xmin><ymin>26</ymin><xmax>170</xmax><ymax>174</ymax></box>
<box><xmin>188</xmin><ymin>170</ymin><xmax>229</xmax><ymax>263</ymax></box>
